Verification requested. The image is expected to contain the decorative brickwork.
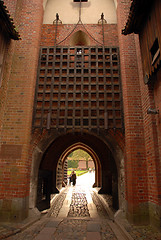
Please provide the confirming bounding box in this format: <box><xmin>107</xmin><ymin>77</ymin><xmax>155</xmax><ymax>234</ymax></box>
<box><xmin>40</xmin><ymin>24</ymin><xmax>118</xmax><ymax>47</ymax></box>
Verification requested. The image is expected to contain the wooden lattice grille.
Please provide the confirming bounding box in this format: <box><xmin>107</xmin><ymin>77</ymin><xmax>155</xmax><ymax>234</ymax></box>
<box><xmin>33</xmin><ymin>46</ymin><xmax>123</xmax><ymax>132</ymax></box>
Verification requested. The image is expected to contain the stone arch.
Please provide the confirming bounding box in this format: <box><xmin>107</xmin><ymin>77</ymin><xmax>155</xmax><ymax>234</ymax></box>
<box><xmin>70</xmin><ymin>30</ymin><xmax>90</xmax><ymax>46</ymax></box>
<box><xmin>29</xmin><ymin>130</ymin><xmax>125</xmax><ymax>212</ymax></box>
<box><xmin>60</xmin><ymin>142</ymin><xmax>102</xmax><ymax>187</ymax></box>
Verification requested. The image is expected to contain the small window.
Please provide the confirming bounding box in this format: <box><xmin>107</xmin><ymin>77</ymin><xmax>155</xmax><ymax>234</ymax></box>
<box><xmin>151</xmin><ymin>38</ymin><xmax>160</xmax><ymax>65</ymax></box>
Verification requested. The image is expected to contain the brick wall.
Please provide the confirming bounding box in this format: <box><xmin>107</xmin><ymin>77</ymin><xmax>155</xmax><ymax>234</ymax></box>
<box><xmin>135</xmin><ymin>32</ymin><xmax>161</xmax><ymax>213</ymax></box>
<box><xmin>0</xmin><ymin>0</ymin><xmax>43</xmax><ymax>221</ymax></box>
<box><xmin>40</xmin><ymin>24</ymin><xmax>118</xmax><ymax>47</ymax></box>
<box><xmin>153</xmin><ymin>70</ymin><xmax>161</xmax><ymax>212</ymax></box>
<box><xmin>117</xmin><ymin>0</ymin><xmax>149</xmax><ymax>224</ymax></box>
<box><xmin>88</xmin><ymin>160</ymin><xmax>95</xmax><ymax>169</ymax></box>
<box><xmin>78</xmin><ymin>160</ymin><xmax>86</xmax><ymax>170</ymax></box>
<box><xmin>2</xmin><ymin>0</ymin><xmax>160</xmax><ymax>226</ymax></box>
<box><xmin>154</xmin><ymin>69</ymin><xmax>161</xmax><ymax>170</ymax></box>
<box><xmin>0</xmin><ymin>0</ymin><xmax>18</xmax><ymax>147</ymax></box>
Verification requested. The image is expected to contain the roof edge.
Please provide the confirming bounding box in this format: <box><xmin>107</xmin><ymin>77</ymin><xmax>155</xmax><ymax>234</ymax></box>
<box><xmin>122</xmin><ymin>0</ymin><xmax>153</xmax><ymax>36</ymax></box>
<box><xmin>0</xmin><ymin>1</ymin><xmax>20</xmax><ymax>40</ymax></box>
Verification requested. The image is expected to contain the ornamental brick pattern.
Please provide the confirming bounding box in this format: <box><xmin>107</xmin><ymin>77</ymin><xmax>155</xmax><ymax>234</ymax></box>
<box><xmin>40</xmin><ymin>24</ymin><xmax>119</xmax><ymax>47</ymax></box>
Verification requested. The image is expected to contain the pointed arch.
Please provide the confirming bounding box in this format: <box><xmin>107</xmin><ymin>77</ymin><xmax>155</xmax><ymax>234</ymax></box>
<box><xmin>60</xmin><ymin>142</ymin><xmax>102</xmax><ymax>187</ymax></box>
<box><xmin>70</xmin><ymin>30</ymin><xmax>90</xmax><ymax>46</ymax></box>
<box><xmin>30</xmin><ymin>130</ymin><xmax>125</xmax><ymax>212</ymax></box>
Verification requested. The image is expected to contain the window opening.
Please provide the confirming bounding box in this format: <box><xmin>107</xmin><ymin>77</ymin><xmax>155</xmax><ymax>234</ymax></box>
<box><xmin>151</xmin><ymin>38</ymin><xmax>160</xmax><ymax>65</ymax></box>
<box><xmin>67</xmin><ymin>149</ymin><xmax>95</xmax><ymax>187</ymax></box>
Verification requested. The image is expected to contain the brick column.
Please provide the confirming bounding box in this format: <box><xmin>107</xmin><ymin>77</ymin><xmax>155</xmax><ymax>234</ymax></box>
<box><xmin>117</xmin><ymin>0</ymin><xmax>149</xmax><ymax>224</ymax></box>
<box><xmin>0</xmin><ymin>0</ymin><xmax>43</xmax><ymax>222</ymax></box>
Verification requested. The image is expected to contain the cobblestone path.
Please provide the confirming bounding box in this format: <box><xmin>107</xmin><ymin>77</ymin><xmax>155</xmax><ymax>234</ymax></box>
<box><xmin>3</xmin><ymin>177</ymin><xmax>161</xmax><ymax>240</ymax></box>
<box><xmin>91</xmin><ymin>192</ymin><xmax>110</xmax><ymax>219</ymax></box>
<box><xmin>44</xmin><ymin>185</ymin><xmax>121</xmax><ymax>240</ymax></box>
<box><xmin>53</xmin><ymin>219</ymin><xmax>87</xmax><ymax>240</ymax></box>
<box><xmin>50</xmin><ymin>193</ymin><xmax>67</xmax><ymax>218</ymax></box>
<box><xmin>68</xmin><ymin>193</ymin><xmax>90</xmax><ymax>217</ymax></box>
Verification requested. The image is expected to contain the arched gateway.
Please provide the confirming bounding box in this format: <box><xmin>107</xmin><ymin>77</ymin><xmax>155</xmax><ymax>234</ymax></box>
<box><xmin>30</xmin><ymin>1</ymin><xmax>125</xmax><ymax>215</ymax></box>
<box><xmin>1</xmin><ymin>0</ymin><xmax>161</xmax><ymax>229</ymax></box>
<box><xmin>30</xmin><ymin>130</ymin><xmax>125</xmax><ymax>213</ymax></box>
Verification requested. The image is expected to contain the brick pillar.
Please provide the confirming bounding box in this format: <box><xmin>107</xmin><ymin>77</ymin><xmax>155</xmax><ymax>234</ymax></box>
<box><xmin>0</xmin><ymin>0</ymin><xmax>43</xmax><ymax>222</ymax></box>
<box><xmin>117</xmin><ymin>0</ymin><xmax>149</xmax><ymax>224</ymax></box>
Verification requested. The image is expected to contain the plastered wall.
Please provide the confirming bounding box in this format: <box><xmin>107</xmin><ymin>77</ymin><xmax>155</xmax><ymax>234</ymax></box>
<box><xmin>43</xmin><ymin>0</ymin><xmax>117</xmax><ymax>24</ymax></box>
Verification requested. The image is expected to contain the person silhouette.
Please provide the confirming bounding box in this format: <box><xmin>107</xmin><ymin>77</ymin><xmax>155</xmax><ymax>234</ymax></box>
<box><xmin>71</xmin><ymin>171</ymin><xmax>76</xmax><ymax>186</ymax></box>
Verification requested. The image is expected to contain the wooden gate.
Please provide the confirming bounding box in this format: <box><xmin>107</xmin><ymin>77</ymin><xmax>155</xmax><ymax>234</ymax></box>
<box><xmin>32</xmin><ymin>46</ymin><xmax>124</xmax><ymax>134</ymax></box>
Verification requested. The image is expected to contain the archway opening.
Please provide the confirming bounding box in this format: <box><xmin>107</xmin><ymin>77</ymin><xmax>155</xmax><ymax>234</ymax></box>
<box><xmin>31</xmin><ymin>132</ymin><xmax>122</xmax><ymax>213</ymax></box>
<box><xmin>65</xmin><ymin>148</ymin><xmax>95</xmax><ymax>187</ymax></box>
<box><xmin>70</xmin><ymin>30</ymin><xmax>90</xmax><ymax>46</ymax></box>
<box><xmin>58</xmin><ymin>142</ymin><xmax>101</xmax><ymax>190</ymax></box>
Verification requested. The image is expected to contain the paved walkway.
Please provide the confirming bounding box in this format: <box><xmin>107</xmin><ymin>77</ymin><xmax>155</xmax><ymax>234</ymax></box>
<box><xmin>1</xmin><ymin>173</ymin><xmax>161</xmax><ymax>240</ymax></box>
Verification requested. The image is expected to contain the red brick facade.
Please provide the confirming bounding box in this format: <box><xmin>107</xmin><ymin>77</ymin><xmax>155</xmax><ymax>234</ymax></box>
<box><xmin>40</xmin><ymin>24</ymin><xmax>119</xmax><ymax>47</ymax></box>
<box><xmin>78</xmin><ymin>160</ymin><xmax>87</xmax><ymax>170</ymax></box>
<box><xmin>0</xmin><ymin>0</ymin><xmax>160</xmax><ymax>228</ymax></box>
<box><xmin>117</xmin><ymin>0</ymin><xmax>161</xmax><ymax>226</ymax></box>
<box><xmin>0</xmin><ymin>0</ymin><xmax>43</xmax><ymax>221</ymax></box>
<box><xmin>117</xmin><ymin>0</ymin><xmax>149</xmax><ymax>223</ymax></box>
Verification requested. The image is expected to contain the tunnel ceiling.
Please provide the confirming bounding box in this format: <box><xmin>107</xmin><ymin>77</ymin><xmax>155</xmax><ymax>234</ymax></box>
<box><xmin>40</xmin><ymin>132</ymin><xmax>117</xmax><ymax>173</ymax></box>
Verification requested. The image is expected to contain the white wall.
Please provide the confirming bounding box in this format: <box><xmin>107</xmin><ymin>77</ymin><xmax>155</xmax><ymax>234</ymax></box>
<box><xmin>113</xmin><ymin>0</ymin><xmax>117</xmax><ymax>8</ymax></box>
<box><xmin>43</xmin><ymin>0</ymin><xmax>117</xmax><ymax>24</ymax></box>
<box><xmin>43</xmin><ymin>0</ymin><xmax>48</xmax><ymax>10</ymax></box>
